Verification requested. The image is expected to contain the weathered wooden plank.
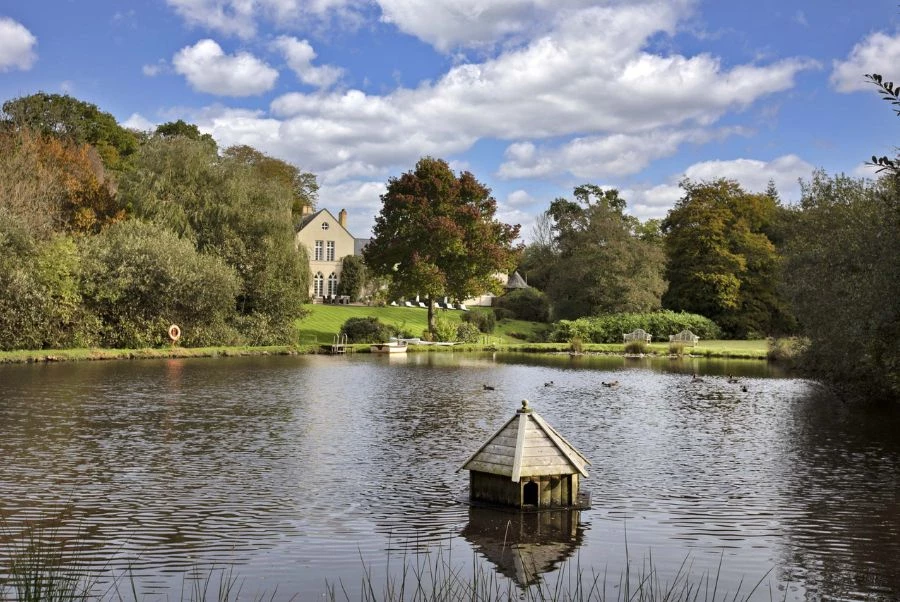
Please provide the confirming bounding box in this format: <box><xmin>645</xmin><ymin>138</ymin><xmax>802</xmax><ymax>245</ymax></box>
<box><xmin>520</xmin><ymin>456</ymin><xmax>572</xmax><ymax>468</ymax></box>
<box><xmin>467</xmin><ymin>461</ymin><xmax>513</xmax><ymax>476</ymax></box>
<box><xmin>520</xmin><ymin>465</ymin><xmax>573</xmax><ymax>477</ymax></box>
<box><xmin>481</xmin><ymin>445</ymin><xmax>516</xmax><ymax>458</ymax></box>
<box><xmin>475</xmin><ymin>452</ymin><xmax>517</xmax><ymax>465</ymax></box>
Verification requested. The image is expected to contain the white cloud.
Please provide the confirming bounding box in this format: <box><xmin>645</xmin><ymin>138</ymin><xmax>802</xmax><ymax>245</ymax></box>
<box><xmin>505</xmin><ymin>189</ymin><xmax>539</xmax><ymax>208</ymax></box>
<box><xmin>171</xmin><ymin>2</ymin><xmax>814</xmax><ymax>221</ymax></box>
<box><xmin>831</xmin><ymin>31</ymin><xmax>900</xmax><ymax>93</ymax></box>
<box><xmin>682</xmin><ymin>154</ymin><xmax>814</xmax><ymax>198</ymax></box>
<box><xmin>143</xmin><ymin>60</ymin><xmax>167</xmax><ymax>77</ymax></box>
<box><xmin>165</xmin><ymin>0</ymin><xmax>358</xmax><ymax>38</ymax></box>
<box><xmin>123</xmin><ymin>113</ymin><xmax>156</xmax><ymax>131</ymax></box>
<box><xmin>165</xmin><ymin>0</ymin><xmax>258</xmax><ymax>38</ymax></box>
<box><xmin>851</xmin><ymin>162</ymin><xmax>881</xmax><ymax>179</ymax></box>
<box><xmin>226</xmin><ymin>3</ymin><xmax>810</xmax><ymax>180</ymax></box>
<box><xmin>623</xmin><ymin>154</ymin><xmax>816</xmax><ymax>220</ymax></box>
<box><xmin>0</xmin><ymin>17</ymin><xmax>37</xmax><ymax>72</ymax></box>
<box><xmin>318</xmin><ymin>179</ymin><xmax>387</xmax><ymax>237</ymax></box>
<box><xmin>497</xmin><ymin>127</ymin><xmax>745</xmax><ymax>180</ymax></box>
<box><xmin>173</xmin><ymin>39</ymin><xmax>278</xmax><ymax>96</ymax></box>
<box><xmin>272</xmin><ymin>36</ymin><xmax>342</xmax><ymax>89</ymax></box>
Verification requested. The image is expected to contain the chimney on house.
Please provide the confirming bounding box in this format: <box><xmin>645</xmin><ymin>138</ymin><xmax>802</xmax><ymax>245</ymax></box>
<box><xmin>339</xmin><ymin>209</ymin><xmax>347</xmax><ymax>228</ymax></box>
<box><xmin>301</xmin><ymin>205</ymin><xmax>313</xmax><ymax>216</ymax></box>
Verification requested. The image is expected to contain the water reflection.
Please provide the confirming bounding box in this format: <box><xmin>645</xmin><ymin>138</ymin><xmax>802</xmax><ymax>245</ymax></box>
<box><xmin>461</xmin><ymin>507</ymin><xmax>585</xmax><ymax>587</ymax></box>
<box><xmin>0</xmin><ymin>354</ymin><xmax>898</xmax><ymax>600</ymax></box>
<box><xmin>776</xmin><ymin>388</ymin><xmax>900</xmax><ymax>601</ymax></box>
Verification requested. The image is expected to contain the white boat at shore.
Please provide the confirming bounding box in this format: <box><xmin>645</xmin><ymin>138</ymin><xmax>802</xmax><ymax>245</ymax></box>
<box><xmin>370</xmin><ymin>341</ymin><xmax>408</xmax><ymax>354</ymax></box>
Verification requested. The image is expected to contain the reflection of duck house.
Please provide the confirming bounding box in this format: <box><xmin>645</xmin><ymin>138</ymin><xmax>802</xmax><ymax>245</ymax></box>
<box><xmin>461</xmin><ymin>505</ymin><xmax>584</xmax><ymax>587</ymax></box>
<box><xmin>459</xmin><ymin>400</ymin><xmax>591</xmax><ymax>509</ymax></box>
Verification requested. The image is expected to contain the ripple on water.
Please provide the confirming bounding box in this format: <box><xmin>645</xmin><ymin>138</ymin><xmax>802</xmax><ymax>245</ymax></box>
<box><xmin>0</xmin><ymin>356</ymin><xmax>898</xmax><ymax>600</ymax></box>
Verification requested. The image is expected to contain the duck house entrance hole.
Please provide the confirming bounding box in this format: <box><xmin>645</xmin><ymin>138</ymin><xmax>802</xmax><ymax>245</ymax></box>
<box><xmin>523</xmin><ymin>481</ymin><xmax>539</xmax><ymax>506</ymax></box>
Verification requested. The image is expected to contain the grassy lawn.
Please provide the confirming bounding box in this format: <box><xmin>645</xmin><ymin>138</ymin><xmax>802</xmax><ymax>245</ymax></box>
<box><xmin>0</xmin><ymin>308</ymin><xmax>768</xmax><ymax>363</ymax></box>
<box><xmin>296</xmin><ymin>304</ymin><xmax>768</xmax><ymax>358</ymax></box>
<box><xmin>296</xmin><ymin>303</ymin><xmax>531</xmax><ymax>344</ymax></box>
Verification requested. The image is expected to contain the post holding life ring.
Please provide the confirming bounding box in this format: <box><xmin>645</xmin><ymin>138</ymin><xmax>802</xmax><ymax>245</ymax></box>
<box><xmin>168</xmin><ymin>324</ymin><xmax>182</xmax><ymax>343</ymax></box>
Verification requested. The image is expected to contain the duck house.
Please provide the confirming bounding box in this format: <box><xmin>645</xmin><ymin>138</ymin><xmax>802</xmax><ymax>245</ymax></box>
<box><xmin>459</xmin><ymin>400</ymin><xmax>590</xmax><ymax>509</ymax></box>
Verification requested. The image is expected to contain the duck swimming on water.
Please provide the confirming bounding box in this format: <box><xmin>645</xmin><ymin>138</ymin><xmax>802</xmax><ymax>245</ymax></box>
<box><xmin>601</xmin><ymin>380</ymin><xmax>619</xmax><ymax>388</ymax></box>
<box><xmin>483</xmin><ymin>384</ymin><xmax>495</xmax><ymax>391</ymax></box>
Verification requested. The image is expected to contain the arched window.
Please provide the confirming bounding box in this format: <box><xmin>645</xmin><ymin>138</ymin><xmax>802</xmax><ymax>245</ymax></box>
<box><xmin>314</xmin><ymin>272</ymin><xmax>324</xmax><ymax>297</ymax></box>
<box><xmin>328</xmin><ymin>272</ymin><xmax>338</xmax><ymax>296</ymax></box>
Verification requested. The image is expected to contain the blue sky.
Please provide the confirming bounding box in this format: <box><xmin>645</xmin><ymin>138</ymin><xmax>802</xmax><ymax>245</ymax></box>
<box><xmin>1</xmin><ymin>1</ymin><xmax>898</xmax><ymax>240</ymax></box>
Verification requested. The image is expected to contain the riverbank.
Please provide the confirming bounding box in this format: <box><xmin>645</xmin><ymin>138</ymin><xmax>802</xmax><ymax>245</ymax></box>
<box><xmin>0</xmin><ymin>340</ymin><xmax>768</xmax><ymax>364</ymax></box>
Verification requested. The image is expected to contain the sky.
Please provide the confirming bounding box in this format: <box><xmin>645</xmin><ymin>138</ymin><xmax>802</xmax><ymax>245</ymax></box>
<box><xmin>1</xmin><ymin>1</ymin><xmax>898</xmax><ymax>241</ymax></box>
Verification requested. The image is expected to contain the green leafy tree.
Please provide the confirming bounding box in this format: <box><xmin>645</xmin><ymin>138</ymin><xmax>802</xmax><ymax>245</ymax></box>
<box><xmin>2</xmin><ymin>93</ymin><xmax>138</xmax><ymax>170</ymax></box>
<box><xmin>118</xmin><ymin>137</ymin><xmax>310</xmax><ymax>341</ymax></box>
<box><xmin>782</xmin><ymin>172</ymin><xmax>899</xmax><ymax>401</ymax></box>
<box><xmin>337</xmin><ymin>254</ymin><xmax>366</xmax><ymax>302</ymax></box>
<box><xmin>222</xmin><ymin>145</ymin><xmax>318</xmax><ymax>221</ymax></box>
<box><xmin>79</xmin><ymin>220</ymin><xmax>242</xmax><ymax>348</ymax></box>
<box><xmin>0</xmin><ymin>212</ymin><xmax>95</xmax><ymax>350</ymax></box>
<box><xmin>542</xmin><ymin>185</ymin><xmax>667</xmax><ymax>320</ymax></box>
<box><xmin>662</xmin><ymin>179</ymin><xmax>794</xmax><ymax>337</ymax></box>
<box><xmin>364</xmin><ymin>157</ymin><xmax>521</xmax><ymax>332</ymax></box>
<box><xmin>155</xmin><ymin>119</ymin><xmax>217</xmax><ymax>149</ymax></box>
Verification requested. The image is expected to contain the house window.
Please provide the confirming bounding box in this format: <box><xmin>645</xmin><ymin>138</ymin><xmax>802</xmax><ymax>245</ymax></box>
<box><xmin>314</xmin><ymin>240</ymin><xmax>323</xmax><ymax>261</ymax></box>
<box><xmin>314</xmin><ymin>272</ymin><xmax>324</xmax><ymax>297</ymax></box>
<box><xmin>321</xmin><ymin>222</ymin><xmax>330</xmax><ymax>230</ymax></box>
<box><xmin>326</xmin><ymin>241</ymin><xmax>335</xmax><ymax>261</ymax></box>
<box><xmin>328</xmin><ymin>272</ymin><xmax>338</xmax><ymax>296</ymax></box>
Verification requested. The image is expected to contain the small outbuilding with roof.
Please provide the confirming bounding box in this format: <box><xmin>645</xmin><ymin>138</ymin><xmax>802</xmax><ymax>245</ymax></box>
<box><xmin>459</xmin><ymin>400</ymin><xmax>590</xmax><ymax>509</ymax></box>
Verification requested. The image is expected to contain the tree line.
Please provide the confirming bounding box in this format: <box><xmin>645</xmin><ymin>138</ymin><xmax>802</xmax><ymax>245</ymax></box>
<box><xmin>0</xmin><ymin>93</ymin><xmax>316</xmax><ymax>349</ymax></box>
<box><xmin>0</xmin><ymin>91</ymin><xmax>895</xmax><ymax>402</ymax></box>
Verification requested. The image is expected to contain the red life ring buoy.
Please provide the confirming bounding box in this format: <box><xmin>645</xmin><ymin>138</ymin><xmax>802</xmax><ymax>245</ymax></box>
<box><xmin>168</xmin><ymin>324</ymin><xmax>182</xmax><ymax>342</ymax></box>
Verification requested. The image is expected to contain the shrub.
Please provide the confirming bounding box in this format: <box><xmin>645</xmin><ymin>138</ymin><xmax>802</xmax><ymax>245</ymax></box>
<box><xmin>668</xmin><ymin>342</ymin><xmax>685</xmax><ymax>356</ymax></box>
<box><xmin>455</xmin><ymin>322</ymin><xmax>481</xmax><ymax>343</ymax></box>
<box><xmin>461</xmin><ymin>310</ymin><xmax>496</xmax><ymax>333</ymax></box>
<box><xmin>569</xmin><ymin>337</ymin><xmax>584</xmax><ymax>353</ymax></box>
<box><xmin>624</xmin><ymin>340</ymin><xmax>649</xmax><ymax>354</ymax></box>
<box><xmin>432</xmin><ymin>314</ymin><xmax>457</xmax><ymax>342</ymax></box>
<box><xmin>493</xmin><ymin>288</ymin><xmax>551</xmax><ymax>322</ymax></box>
<box><xmin>549</xmin><ymin>310</ymin><xmax>721</xmax><ymax>344</ymax></box>
<box><xmin>341</xmin><ymin>317</ymin><xmax>397</xmax><ymax>343</ymax></box>
<box><xmin>767</xmin><ymin>336</ymin><xmax>808</xmax><ymax>363</ymax></box>
<box><xmin>493</xmin><ymin>307</ymin><xmax>514</xmax><ymax>321</ymax></box>
<box><xmin>79</xmin><ymin>220</ymin><xmax>241</xmax><ymax>348</ymax></box>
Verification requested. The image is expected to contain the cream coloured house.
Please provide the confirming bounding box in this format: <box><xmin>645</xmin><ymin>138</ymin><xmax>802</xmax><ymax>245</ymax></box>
<box><xmin>295</xmin><ymin>207</ymin><xmax>357</xmax><ymax>301</ymax></box>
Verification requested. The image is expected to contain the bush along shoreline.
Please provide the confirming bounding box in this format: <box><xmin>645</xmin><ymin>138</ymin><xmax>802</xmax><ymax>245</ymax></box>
<box><xmin>0</xmin><ymin>338</ymin><xmax>774</xmax><ymax>365</ymax></box>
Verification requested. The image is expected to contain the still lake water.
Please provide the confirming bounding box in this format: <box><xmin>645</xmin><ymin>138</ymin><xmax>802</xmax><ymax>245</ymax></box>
<box><xmin>1</xmin><ymin>352</ymin><xmax>898</xmax><ymax>600</ymax></box>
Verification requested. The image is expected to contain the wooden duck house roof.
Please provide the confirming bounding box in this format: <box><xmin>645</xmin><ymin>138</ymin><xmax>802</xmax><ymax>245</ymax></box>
<box><xmin>459</xmin><ymin>400</ymin><xmax>590</xmax><ymax>482</ymax></box>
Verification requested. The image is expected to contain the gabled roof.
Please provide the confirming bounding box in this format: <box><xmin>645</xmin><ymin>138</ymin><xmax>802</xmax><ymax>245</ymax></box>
<box><xmin>296</xmin><ymin>208</ymin><xmax>354</xmax><ymax>239</ymax></box>
<box><xmin>459</xmin><ymin>400</ymin><xmax>590</xmax><ymax>482</ymax></box>
<box><xmin>505</xmin><ymin>271</ymin><xmax>528</xmax><ymax>289</ymax></box>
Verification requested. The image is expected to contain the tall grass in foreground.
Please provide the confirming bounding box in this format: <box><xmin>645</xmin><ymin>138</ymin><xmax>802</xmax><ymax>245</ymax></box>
<box><xmin>2</xmin><ymin>521</ymin><xmax>780</xmax><ymax>602</ymax></box>
<box><xmin>0</xmin><ymin>514</ymin><xmax>99</xmax><ymax>602</ymax></box>
<box><xmin>326</xmin><ymin>544</ymin><xmax>778</xmax><ymax>602</ymax></box>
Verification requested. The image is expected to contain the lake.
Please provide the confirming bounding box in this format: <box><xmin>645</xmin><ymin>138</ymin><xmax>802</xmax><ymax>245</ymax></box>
<box><xmin>1</xmin><ymin>353</ymin><xmax>898</xmax><ymax>600</ymax></box>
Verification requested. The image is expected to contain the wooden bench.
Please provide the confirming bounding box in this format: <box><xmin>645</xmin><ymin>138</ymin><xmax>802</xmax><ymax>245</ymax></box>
<box><xmin>669</xmin><ymin>329</ymin><xmax>700</xmax><ymax>346</ymax></box>
<box><xmin>623</xmin><ymin>329</ymin><xmax>652</xmax><ymax>343</ymax></box>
